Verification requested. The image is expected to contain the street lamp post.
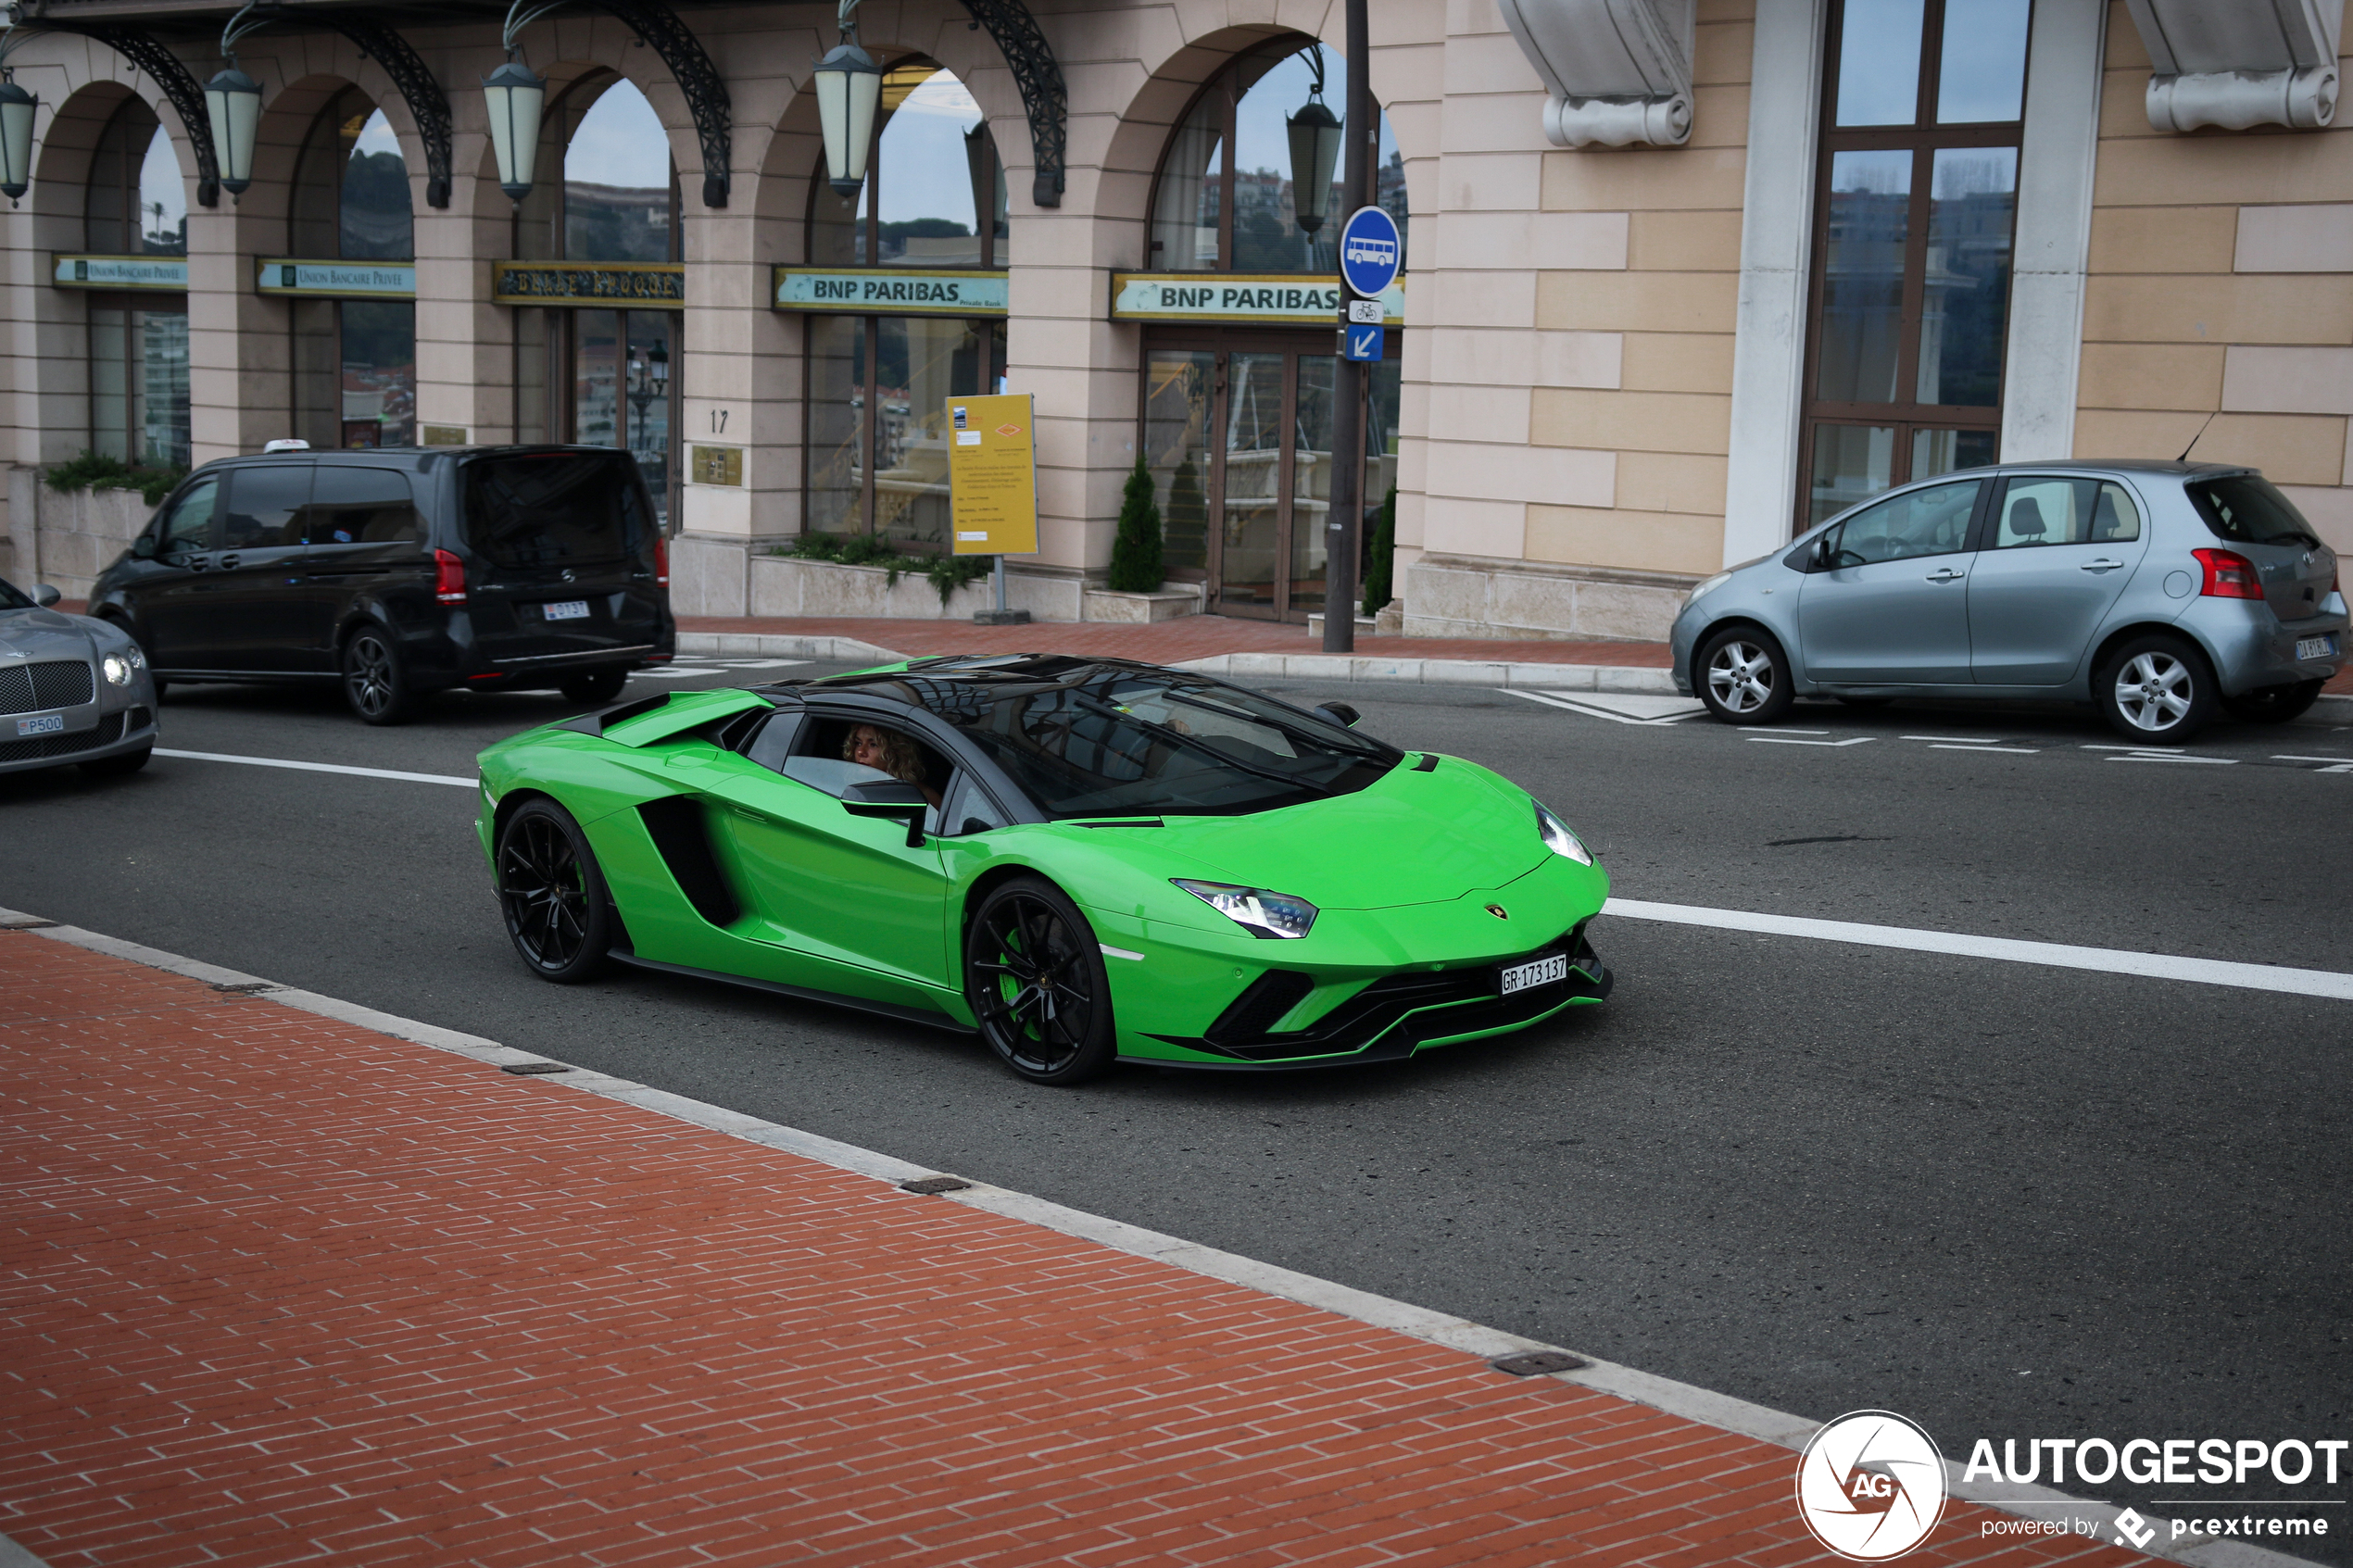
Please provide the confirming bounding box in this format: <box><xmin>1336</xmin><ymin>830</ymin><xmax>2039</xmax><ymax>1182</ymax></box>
<box><xmin>812</xmin><ymin>0</ymin><xmax>882</xmax><ymax>199</ymax></box>
<box><xmin>202</xmin><ymin>4</ymin><xmax>274</xmax><ymax>201</ymax></box>
<box><xmin>1286</xmin><ymin>49</ymin><xmax>1342</xmax><ymax>238</ymax></box>
<box><xmin>483</xmin><ymin>0</ymin><xmax>566</xmax><ymax>203</ymax></box>
<box><xmin>0</xmin><ymin>11</ymin><xmax>40</xmax><ymax>207</ymax></box>
<box><xmin>1320</xmin><ymin>0</ymin><xmax>1372</xmax><ymax>654</ymax></box>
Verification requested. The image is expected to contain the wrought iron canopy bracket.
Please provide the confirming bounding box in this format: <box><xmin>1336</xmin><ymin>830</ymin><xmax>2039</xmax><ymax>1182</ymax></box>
<box><xmin>293</xmin><ymin>9</ymin><xmax>454</xmax><ymax>207</ymax></box>
<box><xmin>583</xmin><ymin>0</ymin><xmax>732</xmax><ymax>207</ymax></box>
<box><xmin>42</xmin><ymin>20</ymin><xmax>221</xmax><ymax>205</ymax></box>
<box><xmin>956</xmin><ymin>0</ymin><xmax>1065</xmax><ymax>207</ymax></box>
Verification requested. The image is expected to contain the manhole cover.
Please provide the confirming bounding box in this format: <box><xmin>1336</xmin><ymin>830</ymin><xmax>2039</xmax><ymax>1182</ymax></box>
<box><xmin>500</xmin><ymin>1062</ymin><xmax>573</xmax><ymax>1075</ymax></box>
<box><xmin>1490</xmin><ymin>1350</ymin><xmax>1588</xmax><ymax>1377</ymax></box>
<box><xmin>900</xmin><ymin>1175</ymin><xmax>973</xmax><ymax>1195</ymax></box>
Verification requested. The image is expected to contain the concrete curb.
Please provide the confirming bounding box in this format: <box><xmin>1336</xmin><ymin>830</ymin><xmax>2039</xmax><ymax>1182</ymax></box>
<box><xmin>673</xmin><ymin>630</ymin><xmax>1681</xmax><ymax>694</ymax></box>
<box><xmin>0</xmin><ymin>902</ymin><xmax>2319</xmax><ymax>1568</ymax></box>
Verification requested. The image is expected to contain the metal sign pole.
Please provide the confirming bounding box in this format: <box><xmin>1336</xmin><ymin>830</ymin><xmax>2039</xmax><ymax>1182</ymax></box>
<box><xmin>1321</xmin><ymin>0</ymin><xmax>1372</xmax><ymax>655</ymax></box>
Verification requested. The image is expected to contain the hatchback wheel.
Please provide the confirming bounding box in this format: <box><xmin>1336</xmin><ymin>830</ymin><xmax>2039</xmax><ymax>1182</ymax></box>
<box><xmin>965</xmin><ymin>877</ymin><xmax>1116</xmax><ymax>1085</ymax></box>
<box><xmin>2223</xmin><ymin>677</ymin><xmax>2323</xmax><ymax>723</ymax></box>
<box><xmin>2096</xmin><ymin>634</ymin><xmax>2215</xmax><ymax>743</ymax></box>
<box><xmin>1696</xmin><ymin>627</ymin><xmax>1794</xmax><ymax>724</ymax></box>
<box><xmin>342</xmin><ymin>624</ymin><xmax>414</xmax><ymax>725</ymax></box>
<box><xmin>497</xmin><ymin>798</ymin><xmax>615</xmax><ymax>983</ymax></box>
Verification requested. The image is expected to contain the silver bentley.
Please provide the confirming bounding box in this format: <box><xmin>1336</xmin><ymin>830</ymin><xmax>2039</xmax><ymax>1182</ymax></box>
<box><xmin>1</xmin><ymin>576</ymin><xmax>159</xmax><ymax>779</ymax></box>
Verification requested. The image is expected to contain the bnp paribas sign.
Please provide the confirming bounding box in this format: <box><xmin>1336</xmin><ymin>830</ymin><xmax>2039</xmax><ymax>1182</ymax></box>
<box><xmin>1110</xmin><ymin>272</ymin><xmax>1405</xmax><ymax>327</ymax></box>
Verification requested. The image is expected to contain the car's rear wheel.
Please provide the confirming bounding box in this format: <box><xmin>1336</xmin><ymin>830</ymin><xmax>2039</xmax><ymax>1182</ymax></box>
<box><xmin>1696</xmin><ymin>627</ymin><xmax>1795</xmax><ymax>724</ymax></box>
<box><xmin>2223</xmin><ymin>677</ymin><xmax>2324</xmax><ymax>723</ymax></box>
<box><xmin>342</xmin><ymin>623</ymin><xmax>415</xmax><ymax>725</ymax></box>
<box><xmin>560</xmin><ymin>667</ymin><xmax>630</xmax><ymax>705</ymax></box>
<box><xmin>497</xmin><ymin>798</ymin><xmax>615</xmax><ymax>983</ymax></box>
<box><xmin>82</xmin><ymin>746</ymin><xmax>152</xmax><ymax>778</ymax></box>
<box><xmin>2096</xmin><ymin>633</ymin><xmax>2216</xmax><ymax>743</ymax></box>
<box><xmin>965</xmin><ymin>876</ymin><xmax>1116</xmax><ymax>1086</ymax></box>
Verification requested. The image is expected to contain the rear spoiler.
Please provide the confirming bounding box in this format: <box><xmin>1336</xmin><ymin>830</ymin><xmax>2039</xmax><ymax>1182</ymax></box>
<box><xmin>551</xmin><ymin>688</ymin><xmax>769</xmax><ymax>746</ymax></box>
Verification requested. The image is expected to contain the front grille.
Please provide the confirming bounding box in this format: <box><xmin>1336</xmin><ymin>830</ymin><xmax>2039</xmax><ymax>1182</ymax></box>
<box><xmin>0</xmin><ymin>660</ymin><xmax>95</xmax><ymax>716</ymax></box>
<box><xmin>0</xmin><ymin>711</ymin><xmax>124</xmax><ymax>764</ymax></box>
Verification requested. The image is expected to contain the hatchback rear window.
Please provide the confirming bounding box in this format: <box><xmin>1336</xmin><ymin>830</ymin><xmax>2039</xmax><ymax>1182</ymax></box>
<box><xmin>2186</xmin><ymin>474</ymin><xmax>2321</xmax><ymax>547</ymax></box>
<box><xmin>462</xmin><ymin>451</ymin><xmax>655</xmax><ymax>569</ymax></box>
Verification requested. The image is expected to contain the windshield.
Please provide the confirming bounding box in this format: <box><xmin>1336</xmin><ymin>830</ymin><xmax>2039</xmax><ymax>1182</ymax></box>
<box><xmin>462</xmin><ymin>450</ymin><xmax>655</xmax><ymax>570</ymax></box>
<box><xmin>842</xmin><ymin>668</ymin><xmax>1399</xmax><ymax>817</ymax></box>
<box><xmin>2186</xmin><ymin>474</ymin><xmax>2322</xmax><ymax>548</ymax></box>
<box><xmin>0</xmin><ymin>577</ymin><xmax>31</xmax><ymax>611</ymax></box>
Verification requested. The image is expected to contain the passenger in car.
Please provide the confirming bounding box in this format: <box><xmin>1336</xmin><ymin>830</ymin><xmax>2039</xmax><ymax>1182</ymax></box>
<box><xmin>844</xmin><ymin>722</ymin><xmax>942</xmax><ymax>807</ymax></box>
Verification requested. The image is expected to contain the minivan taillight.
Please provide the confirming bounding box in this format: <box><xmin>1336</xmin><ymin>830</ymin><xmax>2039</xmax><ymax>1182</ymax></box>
<box><xmin>434</xmin><ymin>548</ymin><xmax>468</xmax><ymax>605</ymax></box>
<box><xmin>2193</xmin><ymin>547</ymin><xmax>2262</xmax><ymax>600</ymax></box>
<box><xmin>654</xmin><ymin>533</ymin><xmax>670</xmax><ymax>588</ymax></box>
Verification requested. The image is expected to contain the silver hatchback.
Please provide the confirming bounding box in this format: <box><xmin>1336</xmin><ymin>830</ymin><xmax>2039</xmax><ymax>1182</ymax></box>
<box><xmin>1669</xmin><ymin>462</ymin><xmax>2346</xmax><ymax>743</ymax></box>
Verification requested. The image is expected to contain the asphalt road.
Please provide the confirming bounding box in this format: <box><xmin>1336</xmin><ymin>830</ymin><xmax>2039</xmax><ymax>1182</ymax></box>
<box><xmin>6</xmin><ymin>661</ymin><xmax>2349</xmax><ymax>1552</ymax></box>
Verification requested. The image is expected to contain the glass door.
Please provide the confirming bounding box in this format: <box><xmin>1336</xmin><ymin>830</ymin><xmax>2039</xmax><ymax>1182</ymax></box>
<box><xmin>1220</xmin><ymin>351</ymin><xmax>1287</xmax><ymax>615</ymax></box>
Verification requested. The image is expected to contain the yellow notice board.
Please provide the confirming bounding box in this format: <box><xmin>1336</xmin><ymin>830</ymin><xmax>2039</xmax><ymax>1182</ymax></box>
<box><xmin>946</xmin><ymin>393</ymin><xmax>1039</xmax><ymax>556</ymax></box>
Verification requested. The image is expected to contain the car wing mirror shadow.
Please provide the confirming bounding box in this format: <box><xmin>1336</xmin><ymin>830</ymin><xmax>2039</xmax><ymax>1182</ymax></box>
<box><xmin>840</xmin><ymin>778</ymin><xmax>931</xmax><ymax>847</ymax></box>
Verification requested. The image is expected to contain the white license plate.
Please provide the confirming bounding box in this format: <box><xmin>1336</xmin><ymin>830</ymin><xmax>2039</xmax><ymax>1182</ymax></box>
<box><xmin>1499</xmin><ymin>953</ymin><xmax>1570</xmax><ymax>996</ymax></box>
<box><xmin>543</xmin><ymin>599</ymin><xmax>591</xmax><ymax>622</ymax></box>
<box><xmin>15</xmin><ymin>713</ymin><xmax>63</xmax><ymax>738</ymax></box>
<box><xmin>2296</xmin><ymin>635</ymin><xmax>2337</xmax><ymax>660</ymax></box>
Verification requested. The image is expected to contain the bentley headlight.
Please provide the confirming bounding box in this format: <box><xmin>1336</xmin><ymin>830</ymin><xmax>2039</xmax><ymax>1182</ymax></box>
<box><xmin>1535</xmin><ymin>803</ymin><xmax>1592</xmax><ymax>866</ymax></box>
<box><xmin>1172</xmin><ymin>880</ymin><xmax>1318</xmax><ymax>939</ymax></box>
<box><xmin>101</xmin><ymin>649</ymin><xmax>143</xmax><ymax>687</ymax></box>
<box><xmin>1686</xmin><ymin>570</ymin><xmax>1732</xmax><ymax>607</ymax></box>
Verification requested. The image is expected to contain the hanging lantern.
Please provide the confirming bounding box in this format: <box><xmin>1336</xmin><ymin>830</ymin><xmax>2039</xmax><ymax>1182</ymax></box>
<box><xmin>812</xmin><ymin>39</ymin><xmax>881</xmax><ymax>199</ymax></box>
<box><xmin>482</xmin><ymin>58</ymin><xmax>546</xmax><ymax>202</ymax></box>
<box><xmin>1286</xmin><ymin>92</ymin><xmax>1342</xmax><ymax>235</ymax></box>
<box><xmin>0</xmin><ymin>75</ymin><xmax>33</xmax><ymax>206</ymax></box>
<box><xmin>648</xmin><ymin>342</ymin><xmax>669</xmax><ymax>391</ymax></box>
<box><xmin>203</xmin><ymin>62</ymin><xmax>262</xmax><ymax>197</ymax></box>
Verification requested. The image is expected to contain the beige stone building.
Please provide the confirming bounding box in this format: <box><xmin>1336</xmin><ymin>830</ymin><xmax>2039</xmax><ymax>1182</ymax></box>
<box><xmin>4</xmin><ymin>0</ymin><xmax>2349</xmax><ymax>643</ymax></box>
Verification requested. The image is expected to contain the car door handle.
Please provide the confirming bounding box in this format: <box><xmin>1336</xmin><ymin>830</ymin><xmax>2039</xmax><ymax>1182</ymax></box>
<box><xmin>1925</xmin><ymin>568</ymin><xmax>1966</xmax><ymax>583</ymax></box>
<box><xmin>2079</xmin><ymin>558</ymin><xmax>2125</xmax><ymax>572</ymax></box>
<box><xmin>217</xmin><ymin>554</ymin><xmax>241</xmax><ymax>571</ymax></box>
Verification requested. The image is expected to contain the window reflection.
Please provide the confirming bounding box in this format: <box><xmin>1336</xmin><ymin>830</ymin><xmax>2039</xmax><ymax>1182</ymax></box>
<box><xmin>565</xmin><ymin>81</ymin><xmax>675</xmax><ymax>262</ymax></box>
<box><xmin>810</xmin><ymin>61</ymin><xmax>1009</xmax><ymax>270</ymax></box>
<box><xmin>88</xmin><ymin>100</ymin><xmax>187</xmax><ymax>256</ymax></box>
<box><xmin>1917</xmin><ymin>148</ymin><xmax>2015</xmax><ymax>407</ymax></box>
<box><xmin>1936</xmin><ymin>0</ymin><xmax>2032</xmax><ymax>122</ymax></box>
<box><xmin>1834</xmin><ymin>0</ymin><xmax>1925</xmax><ymax>125</ymax></box>
<box><xmin>1816</xmin><ymin>150</ymin><xmax>1910</xmax><ymax>404</ymax></box>
<box><xmin>1810</xmin><ymin>424</ymin><xmax>1897</xmax><ymax>525</ymax></box>
<box><xmin>1144</xmin><ymin>352</ymin><xmax>1215</xmax><ymax>572</ymax></box>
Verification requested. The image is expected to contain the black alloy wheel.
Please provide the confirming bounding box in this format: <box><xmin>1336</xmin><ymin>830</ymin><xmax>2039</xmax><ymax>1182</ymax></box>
<box><xmin>560</xmin><ymin>667</ymin><xmax>631</xmax><ymax>705</ymax></box>
<box><xmin>496</xmin><ymin>799</ymin><xmax>615</xmax><ymax>983</ymax></box>
<box><xmin>965</xmin><ymin>877</ymin><xmax>1117</xmax><ymax>1085</ymax></box>
<box><xmin>2223</xmin><ymin>677</ymin><xmax>2325</xmax><ymax>723</ymax></box>
<box><xmin>1695</xmin><ymin>626</ymin><xmax>1795</xmax><ymax>724</ymax></box>
<box><xmin>342</xmin><ymin>624</ymin><xmax>414</xmax><ymax>725</ymax></box>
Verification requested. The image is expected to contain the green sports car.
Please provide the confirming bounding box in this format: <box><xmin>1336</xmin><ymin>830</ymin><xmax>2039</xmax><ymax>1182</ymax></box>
<box><xmin>474</xmin><ymin>655</ymin><xmax>1612</xmax><ymax>1085</ymax></box>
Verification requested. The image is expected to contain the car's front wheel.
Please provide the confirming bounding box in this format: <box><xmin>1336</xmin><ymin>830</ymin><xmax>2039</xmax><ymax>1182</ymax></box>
<box><xmin>965</xmin><ymin>876</ymin><xmax>1117</xmax><ymax>1085</ymax></box>
<box><xmin>2223</xmin><ymin>677</ymin><xmax>2324</xmax><ymax>723</ymax></box>
<box><xmin>2096</xmin><ymin>633</ymin><xmax>2216</xmax><ymax>743</ymax></box>
<box><xmin>1696</xmin><ymin>627</ymin><xmax>1795</xmax><ymax>724</ymax></box>
<box><xmin>496</xmin><ymin>798</ymin><xmax>616</xmax><ymax>983</ymax></box>
<box><xmin>342</xmin><ymin>623</ymin><xmax>415</xmax><ymax>725</ymax></box>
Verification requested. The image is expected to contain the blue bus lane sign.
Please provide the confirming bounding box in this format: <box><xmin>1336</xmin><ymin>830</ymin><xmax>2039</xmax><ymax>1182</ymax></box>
<box><xmin>1338</xmin><ymin>206</ymin><xmax>1403</xmax><ymax>299</ymax></box>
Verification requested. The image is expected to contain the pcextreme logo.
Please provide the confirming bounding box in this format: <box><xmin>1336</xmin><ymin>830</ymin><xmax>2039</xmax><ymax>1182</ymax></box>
<box><xmin>1795</xmin><ymin>1411</ymin><xmax>1950</xmax><ymax>1561</ymax></box>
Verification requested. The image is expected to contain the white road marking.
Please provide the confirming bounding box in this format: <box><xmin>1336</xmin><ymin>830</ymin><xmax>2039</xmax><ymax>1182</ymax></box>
<box><xmin>155</xmin><ymin>748</ymin><xmax>476</xmax><ymax>788</ymax></box>
<box><xmin>1901</xmin><ymin>734</ymin><xmax>2006</xmax><ymax>743</ymax></box>
<box><xmin>2108</xmin><ymin>753</ymin><xmax>2235</xmax><ymax>765</ymax></box>
<box><xmin>2272</xmin><ymin>754</ymin><xmax>2351</xmax><ymax>762</ymax></box>
<box><xmin>1501</xmin><ymin>689</ymin><xmax>1708</xmax><ymax>725</ymax></box>
<box><xmin>2083</xmin><ymin>743</ymin><xmax>2182</xmax><ymax>752</ymax></box>
<box><xmin>1604</xmin><ymin>897</ymin><xmax>2353</xmax><ymax>1001</ymax></box>
<box><xmin>1928</xmin><ymin>743</ymin><xmax>2039</xmax><ymax>753</ymax></box>
<box><xmin>1747</xmin><ymin>736</ymin><xmax>1872</xmax><ymax>746</ymax></box>
<box><xmin>1743</xmin><ymin>727</ymin><xmax>1829</xmax><ymax>734</ymax></box>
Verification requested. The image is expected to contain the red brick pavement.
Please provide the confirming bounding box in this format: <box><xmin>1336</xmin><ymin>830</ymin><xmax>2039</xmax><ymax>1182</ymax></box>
<box><xmin>0</xmin><ymin>929</ymin><xmax>2159</xmax><ymax>1567</ymax></box>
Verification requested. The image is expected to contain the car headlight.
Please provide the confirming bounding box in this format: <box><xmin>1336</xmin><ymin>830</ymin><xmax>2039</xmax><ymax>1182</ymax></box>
<box><xmin>1172</xmin><ymin>880</ymin><xmax>1318</xmax><ymax>939</ymax></box>
<box><xmin>1535</xmin><ymin>803</ymin><xmax>1592</xmax><ymax>865</ymax></box>
<box><xmin>101</xmin><ymin>648</ymin><xmax>143</xmax><ymax>687</ymax></box>
<box><xmin>1685</xmin><ymin>570</ymin><xmax>1732</xmax><ymax>608</ymax></box>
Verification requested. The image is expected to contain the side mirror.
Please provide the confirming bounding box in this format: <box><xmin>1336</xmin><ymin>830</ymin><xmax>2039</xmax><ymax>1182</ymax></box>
<box><xmin>1315</xmin><ymin>701</ymin><xmax>1361</xmax><ymax>728</ymax></box>
<box><xmin>132</xmin><ymin>534</ymin><xmax>157</xmax><ymax>560</ymax></box>
<box><xmin>31</xmin><ymin>583</ymin><xmax>61</xmax><ymax>608</ymax></box>
<box><xmin>840</xmin><ymin>777</ymin><xmax>930</xmax><ymax>847</ymax></box>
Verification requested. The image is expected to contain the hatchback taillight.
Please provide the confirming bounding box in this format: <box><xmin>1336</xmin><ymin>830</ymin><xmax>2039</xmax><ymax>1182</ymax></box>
<box><xmin>434</xmin><ymin>548</ymin><xmax>468</xmax><ymax>605</ymax></box>
<box><xmin>2193</xmin><ymin>547</ymin><xmax>2262</xmax><ymax>600</ymax></box>
<box><xmin>654</xmin><ymin>533</ymin><xmax>670</xmax><ymax>587</ymax></box>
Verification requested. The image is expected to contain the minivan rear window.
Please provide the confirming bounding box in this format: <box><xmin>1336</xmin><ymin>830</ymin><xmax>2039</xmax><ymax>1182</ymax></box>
<box><xmin>2186</xmin><ymin>474</ymin><xmax>2321</xmax><ymax>548</ymax></box>
<box><xmin>462</xmin><ymin>451</ymin><xmax>654</xmax><ymax>570</ymax></box>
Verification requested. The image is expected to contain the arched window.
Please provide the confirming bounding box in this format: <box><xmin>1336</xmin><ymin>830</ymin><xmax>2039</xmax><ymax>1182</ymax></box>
<box><xmin>511</xmin><ymin>76</ymin><xmax>681</xmax><ymax>524</ymax></box>
<box><xmin>803</xmin><ymin>61</ymin><xmax>1010</xmax><ymax>545</ymax></box>
<box><xmin>85</xmin><ymin>98</ymin><xmax>189</xmax><ymax>469</ymax></box>
<box><xmin>1149</xmin><ymin>42</ymin><xmax>1405</xmax><ymax>274</ymax></box>
<box><xmin>288</xmin><ymin>90</ymin><xmax>416</xmax><ymax>449</ymax></box>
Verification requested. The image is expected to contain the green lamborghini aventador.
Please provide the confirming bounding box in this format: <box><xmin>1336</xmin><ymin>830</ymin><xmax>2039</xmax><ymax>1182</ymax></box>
<box><xmin>475</xmin><ymin>655</ymin><xmax>1612</xmax><ymax>1085</ymax></box>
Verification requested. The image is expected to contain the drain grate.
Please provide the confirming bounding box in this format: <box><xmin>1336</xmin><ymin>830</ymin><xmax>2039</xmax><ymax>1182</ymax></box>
<box><xmin>1490</xmin><ymin>1350</ymin><xmax>1588</xmax><ymax>1377</ymax></box>
<box><xmin>500</xmin><ymin>1062</ymin><xmax>573</xmax><ymax>1075</ymax></box>
<box><xmin>900</xmin><ymin>1175</ymin><xmax>973</xmax><ymax>1195</ymax></box>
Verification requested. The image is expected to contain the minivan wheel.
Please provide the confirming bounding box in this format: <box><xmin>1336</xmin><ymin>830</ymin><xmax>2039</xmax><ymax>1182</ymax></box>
<box><xmin>2223</xmin><ymin>677</ymin><xmax>2324</xmax><ymax>723</ymax></box>
<box><xmin>1696</xmin><ymin>627</ymin><xmax>1795</xmax><ymax>724</ymax></box>
<box><xmin>2096</xmin><ymin>633</ymin><xmax>2216</xmax><ymax>743</ymax></box>
<box><xmin>496</xmin><ymin>798</ymin><xmax>615</xmax><ymax>983</ymax></box>
<box><xmin>342</xmin><ymin>624</ymin><xmax>414</xmax><ymax>725</ymax></box>
<box><xmin>560</xmin><ymin>667</ymin><xmax>630</xmax><ymax>705</ymax></box>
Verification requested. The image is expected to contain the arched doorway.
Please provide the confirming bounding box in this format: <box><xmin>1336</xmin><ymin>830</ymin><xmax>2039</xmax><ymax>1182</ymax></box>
<box><xmin>286</xmin><ymin>88</ymin><xmax>416</xmax><ymax>449</ymax></box>
<box><xmin>85</xmin><ymin>97</ymin><xmax>190</xmax><ymax>469</ymax></box>
<box><xmin>1139</xmin><ymin>40</ymin><xmax>1406</xmax><ymax>621</ymax></box>
<box><xmin>510</xmin><ymin>74</ymin><xmax>682</xmax><ymax>527</ymax></box>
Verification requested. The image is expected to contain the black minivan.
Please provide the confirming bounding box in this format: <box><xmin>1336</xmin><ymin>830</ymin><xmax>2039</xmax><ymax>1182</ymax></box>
<box><xmin>88</xmin><ymin>445</ymin><xmax>675</xmax><ymax>724</ymax></box>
